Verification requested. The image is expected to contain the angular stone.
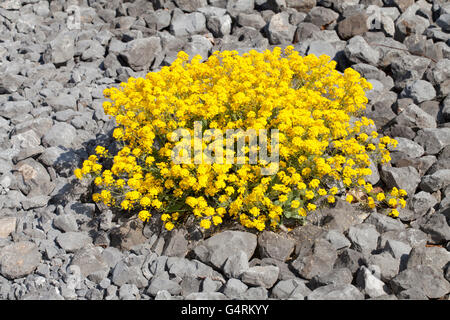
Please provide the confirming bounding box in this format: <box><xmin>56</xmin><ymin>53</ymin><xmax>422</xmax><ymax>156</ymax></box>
<box><xmin>70</xmin><ymin>245</ymin><xmax>110</xmax><ymax>281</ymax></box>
<box><xmin>305</xmin><ymin>6</ymin><xmax>339</xmax><ymax>27</ymax></box>
<box><xmin>419</xmin><ymin>213</ymin><xmax>450</xmax><ymax>243</ymax></box>
<box><xmin>347</xmin><ymin>223</ymin><xmax>380</xmax><ymax>254</ymax></box>
<box><xmin>400</xmin><ymin>80</ymin><xmax>437</xmax><ymax>104</ymax></box>
<box><xmin>420</xmin><ymin>170</ymin><xmax>450</xmax><ymax>193</ymax></box>
<box><xmin>241</xmin><ymin>265</ymin><xmax>279</xmax><ymax>288</ymax></box>
<box><xmin>380</xmin><ymin>165</ymin><xmax>420</xmax><ymax>197</ymax></box>
<box><xmin>406</xmin><ymin>246</ymin><xmax>450</xmax><ymax>271</ymax></box>
<box><xmin>356</xmin><ymin>266</ymin><xmax>390</xmax><ymax>298</ymax></box>
<box><xmin>257</xmin><ymin>231</ymin><xmax>295</xmax><ymax>262</ymax></box>
<box><xmin>56</xmin><ymin>232</ymin><xmax>92</xmax><ymax>253</ymax></box>
<box><xmin>0</xmin><ymin>217</ymin><xmax>16</xmax><ymax>238</ymax></box>
<box><xmin>119</xmin><ymin>37</ymin><xmax>162</xmax><ymax>72</ymax></box>
<box><xmin>223</xmin><ymin>250</ymin><xmax>249</xmax><ymax>279</ymax></box>
<box><xmin>337</xmin><ymin>13</ymin><xmax>368</xmax><ymax>40</ymax></box>
<box><xmin>308</xmin><ymin>284</ymin><xmax>364</xmax><ymax>300</ymax></box>
<box><xmin>309</xmin><ymin>268</ymin><xmax>353</xmax><ymax>289</ymax></box>
<box><xmin>291</xmin><ymin>238</ymin><xmax>337</xmax><ymax>279</ymax></box>
<box><xmin>390</xmin><ymin>265</ymin><xmax>450</xmax><ymax>299</ymax></box>
<box><xmin>394</xmin><ymin>104</ymin><xmax>436</xmax><ymax>130</ymax></box>
<box><xmin>170</xmin><ymin>10</ymin><xmax>206</xmax><ymax>37</ymax></box>
<box><xmin>42</xmin><ymin>122</ymin><xmax>77</xmax><ymax>148</ymax></box>
<box><xmin>411</xmin><ymin>191</ymin><xmax>438</xmax><ymax>218</ymax></box>
<box><xmin>0</xmin><ymin>241</ymin><xmax>41</xmax><ymax>279</ymax></box>
<box><xmin>193</xmin><ymin>231</ymin><xmax>257</xmax><ymax>270</ymax></box>
<box><xmin>345</xmin><ymin>36</ymin><xmax>380</xmax><ymax>66</ymax></box>
<box><xmin>267</xmin><ymin>12</ymin><xmax>296</xmax><ymax>44</ymax></box>
<box><xmin>414</xmin><ymin>128</ymin><xmax>450</xmax><ymax>155</ymax></box>
<box><xmin>271</xmin><ymin>278</ymin><xmax>311</xmax><ymax>299</ymax></box>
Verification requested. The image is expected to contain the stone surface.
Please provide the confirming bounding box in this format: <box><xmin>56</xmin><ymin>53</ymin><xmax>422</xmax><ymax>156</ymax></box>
<box><xmin>0</xmin><ymin>241</ymin><xmax>41</xmax><ymax>279</ymax></box>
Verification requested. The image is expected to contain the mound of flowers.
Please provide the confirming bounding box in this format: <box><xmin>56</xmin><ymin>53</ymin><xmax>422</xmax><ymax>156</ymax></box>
<box><xmin>75</xmin><ymin>46</ymin><xmax>407</xmax><ymax>232</ymax></box>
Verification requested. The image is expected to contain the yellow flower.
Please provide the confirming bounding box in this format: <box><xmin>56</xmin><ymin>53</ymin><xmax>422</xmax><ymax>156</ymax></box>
<box><xmin>376</xmin><ymin>193</ymin><xmax>385</xmax><ymax>201</ymax></box>
<box><xmin>346</xmin><ymin>194</ymin><xmax>354</xmax><ymax>203</ymax></box>
<box><xmin>165</xmin><ymin>222</ymin><xmax>174</xmax><ymax>231</ymax></box>
<box><xmin>200</xmin><ymin>219</ymin><xmax>211</xmax><ymax>229</ymax></box>
<box><xmin>74</xmin><ymin>168</ymin><xmax>83</xmax><ymax>179</ymax></box>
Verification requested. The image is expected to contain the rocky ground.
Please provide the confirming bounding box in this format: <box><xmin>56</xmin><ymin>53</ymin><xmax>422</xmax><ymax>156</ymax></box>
<box><xmin>0</xmin><ymin>0</ymin><xmax>450</xmax><ymax>300</ymax></box>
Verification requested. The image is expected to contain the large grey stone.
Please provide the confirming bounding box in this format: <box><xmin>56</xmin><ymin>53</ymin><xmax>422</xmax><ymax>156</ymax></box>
<box><xmin>257</xmin><ymin>231</ymin><xmax>295</xmax><ymax>261</ymax></box>
<box><xmin>0</xmin><ymin>241</ymin><xmax>41</xmax><ymax>279</ymax></box>
<box><xmin>390</xmin><ymin>265</ymin><xmax>450</xmax><ymax>299</ymax></box>
<box><xmin>193</xmin><ymin>231</ymin><xmax>257</xmax><ymax>270</ymax></box>
<box><xmin>241</xmin><ymin>265</ymin><xmax>279</xmax><ymax>288</ymax></box>
<box><xmin>307</xmin><ymin>284</ymin><xmax>364</xmax><ymax>300</ymax></box>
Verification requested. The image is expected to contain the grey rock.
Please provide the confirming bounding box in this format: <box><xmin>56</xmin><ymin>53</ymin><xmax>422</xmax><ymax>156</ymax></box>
<box><xmin>436</xmin><ymin>13</ymin><xmax>450</xmax><ymax>32</ymax></box>
<box><xmin>42</xmin><ymin>122</ymin><xmax>77</xmax><ymax>148</ymax></box>
<box><xmin>347</xmin><ymin>223</ymin><xmax>380</xmax><ymax>254</ymax></box>
<box><xmin>407</xmin><ymin>246</ymin><xmax>450</xmax><ymax>271</ymax></box>
<box><xmin>344</xmin><ymin>36</ymin><xmax>380</xmax><ymax>66</ymax></box>
<box><xmin>323</xmin><ymin>230</ymin><xmax>351</xmax><ymax>250</ymax></box>
<box><xmin>390</xmin><ymin>54</ymin><xmax>431</xmax><ymax>89</ymax></box>
<box><xmin>286</xmin><ymin>0</ymin><xmax>316</xmax><ymax>13</ymax></box>
<box><xmin>334</xmin><ymin>248</ymin><xmax>365</xmax><ymax>274</ymax></box>
<box><xmin>147</xmin><ymin>272</ymin><xmax>182</xmax><ymax>296</ymax></box>
<box><xmin>363</xmin><ymin>252</ymin><xmax>400</xmax><ymax>281</ymax></box>
<box><xmin>0</xmin><ymin>217</ymin><xmax>16</xmax><ymax>239</ymax></box>
<box><xmin>411</xmin><ymin>191</ymin><xmax>438</xmax><ymax>218</ymax></box>
<box><xmin>193</xmin><ymin>231</ymin><xmax>257</xmax><ymax>270</ymax></box>
<box><xmin>241</xmin><ymin>265</ymin><xmax>279</xmax><ymax>288</ymax></box>
<box><xmin>223</xmin><ymin>250</ymin><xmax>250</xmax><ymax>279</ymax></box>
<box><xmin>419</xmin><ymin>213</ymin><xmax>450</xmax><ymax>243</ymax></box>
<box><xmin>53</xmin><ymin>215</ymin><xmax>78</xmax><ymax>233</ymax></box>
<box><xmin>0</xmin><ymin>241</ymin><xmax>41</xmax><ymax>280</ymax></box>
<box><xmin>400</xmin><ymin>80</ymin><xmax>436</xmax><ymax>104</ymax></box>
<box><xmin>174</xmin><ymin>0</ymin><xmax>207</xmax><ymax>12</ymax></box>
<box><xmin>390</xmin><ymin>137</ymin><xmax>424</xmax><ymax>159</ymax></box>
<box><xmin>206</xmin><ymin>14</ymin><xmax>232</xmax><ymax>37</ymax></box>
<box><xmin>70</xmin><ymin>245</ymin><xmax>110</xmax><ymax>281</ymax></box>
<box><xmin>45</xmin><ymin>32</ymin><xmax>75</xmax><ymax>65</ymax></box>
<box><xmin>257</xmin><ymin>231</ymin><xmax>295</xmax><ymax>261</ymax></box>
<box><xmin>390</xmin><ymin>265</ymin><xmax>450</xmax><ymax>299</ymax></box>
<box><xmin>383</xmin><ymin>239</ymin><xmax>411</xmax><ymax>268</ymax></box>
<box><xmin>267</xmin><ymin>12</ymin><xmax>296</xmax><ymax>44</ymax></box>
<box><xmin>364</xmin><ymin>212</ymin><xmax>406</xmax><ymax>233</ymax></box>
<box><xmin>420</xmin><ymin>170</ymin><xmax>450</xmax><ymax>193</ymax></box>
<box><xmin>307</xmin><ymin>41</ymin><xmax>337</xmax><ymax>59</ymax></box>
<box><xmin>356</xmin><ymin>266</ymin><xmax>390</xmax><ymax>298</ymax></box>
<box><xmin>308</xmin><ymin>284</ymin><xmax>364</xmax><ymax>300</ymax></box>
<box><xmin>237</xmin><ymin>13</ymin><xmax>266</xmax><ymax>29</ymax></box>
<box><xmin>241</xmin><ymin>286</ymin><xmax>268</xmax><ymax>300</ymax></box>
<box><xmin>397</xmin><ymin>288</ymin><xmax>428</xmax><ymax>300</ymax></box>
<box><xmin>223</xmin><ymin>278</ymin><xmax>248</xmax><ymax>299</ymax></box>
<box><xmin>162</xmin><ymin>229</ymin><xmax>188</xmax><ymax>258</ymax></box>
<box><xmin>0</xmin><ymin>101</ymin><xmax>33</xmax><ymax>120</ymax></box>
<box><xmin>119</xmin><ymin>37</ymin><xmax>162</xmax><ymax>72</ymax></box>
<box><xmin>309</xmin><ymin>268</ymin><xmax>353</xmax><ymax>289</ymax></box>
<box><xmin>337</xmin><ymin>13</ymin><xmax>368</xmax><ymax>40</ymax></box>
<box><xmin>414</xmin><ymin>128</ymin><xmax>450</xmax><ymax>155</ymax></box>
<box><xmin>170</xmin><ymin>10</ymin><xmax>206</xmax><ymax>37</ymax></box>
<box><xmin>185</xmin><ymin>292</ymin><xmax>228</xmax><ymax>300</ymax></box>
<box><xmin>291</xmin><ymin>238</ymin><xmax>337</xmax><ymax>279</ymax></box>
<box><xmin>305</xmin><ymin>6</ymin><xmax>339</xmax><ymax>27</ymax></box>
<box><xmin>271</xmin><ymin>278</ymin><xmax>311</xmax><ymax>299</ymax></box>
<box><xmin>380</xmin><ymin>165</ymin><xmax>420</xmax><ymax>197</ymax></box>
<box><xmin>226</xmin><ymin>0</ymin><xmax>255</xmax><ymax>18</ymax></box>
<box><xmin>56</xmin><ymin>232</ymin><xmax>92</xmax><ymax>253</ymax></box>
<box><xmin>394</xmin><ymin>104</ymin><xmax>436</xmax><ymax>130</ymax></box>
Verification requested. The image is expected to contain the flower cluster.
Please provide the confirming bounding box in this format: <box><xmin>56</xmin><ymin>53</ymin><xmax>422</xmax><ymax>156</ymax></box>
<box><xmin>75</xmin><ymin>47</ymin><xmax>406</xmax><ymax>231</ymax></box>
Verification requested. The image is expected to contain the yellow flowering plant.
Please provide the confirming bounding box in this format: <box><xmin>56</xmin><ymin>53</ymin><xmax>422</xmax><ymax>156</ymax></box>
<box><xmin>75</xmin><ymin>46</ymin><xmax>407</xmax><ymax>232</ymax></box>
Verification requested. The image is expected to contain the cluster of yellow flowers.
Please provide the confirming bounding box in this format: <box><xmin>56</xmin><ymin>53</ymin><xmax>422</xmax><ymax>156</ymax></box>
<box><xmin>74</xmin><ymin>47</ymin><xmax>407</xmax><ymax>231</ymax></box>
